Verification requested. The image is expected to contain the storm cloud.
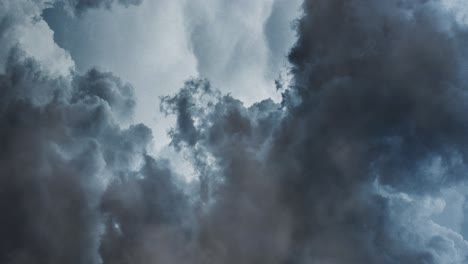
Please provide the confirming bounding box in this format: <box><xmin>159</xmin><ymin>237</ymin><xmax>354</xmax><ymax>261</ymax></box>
<box><xmin>161</xmin><ymin>0</ymin><xmax>468</xmax><ymax>263</ymax></box>
<box><xmin>61</xmin><ymin>0</ymin><xmax>143</xmax><ymax>14</ymax></box>
<box><xmin>2</xmin><ymin>0</ymin><xmax>468</xmax><ymax>264</ymax></box>
<box><xmin>0</xmin><ymin>48</ymin><xmax>164</xmax><ymax>264</ymax></box>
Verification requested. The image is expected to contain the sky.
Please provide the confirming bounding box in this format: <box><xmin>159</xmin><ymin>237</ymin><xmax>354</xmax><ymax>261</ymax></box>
<box><xmin>2</xmin><ymin>0</ymin><xmax>468</xmax><ymax>263</ymax></box>
<box><xmin>42</xmin><ymin>0</ymin><xmax>301</xmax><ymax>151</ymax></box>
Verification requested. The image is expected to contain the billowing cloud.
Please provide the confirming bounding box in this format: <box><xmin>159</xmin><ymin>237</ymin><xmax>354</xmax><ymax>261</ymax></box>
<box><xmin>42</xmin><ymin>0</ymin><xmax>200</xmax><ymax>150</ymax></box>
<box><xmin>0</xmin><ymin>0</ymin><xmax>74</xmax><ymax>76</ymax></box>
<box><xmin>42</xmin><ymin>0</ymin><xmax>301</xmax><ymax>138</ymax></box>
<box><xmin>61</xmin><ymin>0</ymin><xmax>143</xmax><ymax>14</ymax></box>
<box><xmin>160</xmin><ymin>0</ymin><xmax>468</xmax><ymax>262</ymax></box>
<box><xmin>0</xmin><ymin>47</ymin><xmax>166</xmax><ymax>264</ymax></box>
<box><xmin>3</xmin><ymin>0</ymin><xmax>468</xmax><ymax>264</ymax></box>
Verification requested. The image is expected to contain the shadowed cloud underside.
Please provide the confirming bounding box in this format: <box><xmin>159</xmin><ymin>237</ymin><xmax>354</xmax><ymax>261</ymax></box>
<box><xmin>1</xmin><ymin>0</ymin><xmax>468</xmax><ymax>263</ymax></box>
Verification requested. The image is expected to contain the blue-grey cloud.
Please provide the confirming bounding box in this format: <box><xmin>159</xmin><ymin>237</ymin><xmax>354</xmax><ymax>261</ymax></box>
<box><xmin>160</xmin><ymin>0</ymin><xmax>468</xmax><ymax>263</ymax></box>
<box><xmin>3</xmin><ymin>0</ymin><xmax>468</xmax><ymax>264</ymax></box>
<box><xmin>62</xmin><ymin>0</ymin><xmax>143</xmax><ymax>14</ymax></box>
<box><xmin>0</xmin><ymin>48</ymin><xmax>179</xmax><ymax>264</ymax></box>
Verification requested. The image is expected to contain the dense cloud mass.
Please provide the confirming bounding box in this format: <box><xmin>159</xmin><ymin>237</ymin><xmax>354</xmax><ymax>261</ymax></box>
<box><xmin>2</xmin><ymin>0</ymin><xmax>468</xmax><ymax>263</ymax></box>
<box><xmin>0</xmin><ymin>48</ymin><xmax>157</xmax><ymax>264</ymax></box>
<box><xmin>162</xmin><ymin>0</ymin><xmax>468</xmax><ymax>262</ymax></box>
<box><xmin>62</xmin><ymin>0</ymin><xmax>143</xmax><ymax>14</ymax></box>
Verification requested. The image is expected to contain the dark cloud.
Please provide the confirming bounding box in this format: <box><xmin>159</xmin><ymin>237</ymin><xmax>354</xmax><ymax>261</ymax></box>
<box><xmin>73</xmin><ymin>68</ymin><xmax>136</xmax><ymax>121</ymax></box>
<box><xmin>160</xmin><ymin>79</ymin><xmax>291</xmax><ymax>264</ymax></box>
<box><xmin>62</xmin><ymin>0</ymin><xmax>143</xmax><ymax>14</ymax></box>
<box><xmin>160</xmin><ymin>0</ymin><xmax>468</xmax><ymax>263</ymax></box>
<box><xmin>286</xmin><ymin>0</ymin><xmax>468</xmax><ymax>192</ymax></box>
<box><xmin>99</xmin><ymin>155</ymin><xmax>190</xmax><ymax>264</ymax></box>
<box><xmin>3</xmin><ymin>0</ymin><xmax>468</xmax><ymax>264</ymax></box>
<box><xmin>0</xmin><ymin>49</ymin><xmax>185</xmax><ymax>264</ymax></box>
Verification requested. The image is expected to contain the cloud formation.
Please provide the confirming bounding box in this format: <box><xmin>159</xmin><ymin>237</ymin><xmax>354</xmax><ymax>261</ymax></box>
<box><xmin>160</xmin><ymin>0</ymin><xmax>468</xmax><ymax>262</ymax></box>
<box><xmin>62</xmin><ymin>0</ymin><xmax>143</xmax><ymax>14</ymax></box>
<box><xmin>2</xmin><ymin>0</ymin><xmax>468</xmax><ymax>264</ymax></box>
<box><xmin>0</xmin><ymin>47</ymin><xmax>162</xmax><ymax>264</ymax></box>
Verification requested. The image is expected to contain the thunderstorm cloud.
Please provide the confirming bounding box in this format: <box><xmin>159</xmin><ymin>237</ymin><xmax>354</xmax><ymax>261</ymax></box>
<box><xmin>2</xmin><ymin>0</ymin><xmax>468</xmax><ymax>263</ymax></box>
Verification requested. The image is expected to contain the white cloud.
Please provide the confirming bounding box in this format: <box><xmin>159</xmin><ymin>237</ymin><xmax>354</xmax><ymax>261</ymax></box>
<box><xmin>0</xmin><ymin>0</ymin><xmax>74</xmax><ymax>76</ymax></box>
<box><xmin>184</xmin><ymin>0</ymin><xmax>301</xmax><ymax>105</ymax></box>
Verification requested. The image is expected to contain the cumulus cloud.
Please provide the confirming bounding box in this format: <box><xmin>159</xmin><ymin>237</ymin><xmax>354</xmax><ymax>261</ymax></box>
<box><xmin>3</xmin><ymin>0</ymin><xmax>468</xmax><ymax>264</ymax></box>
<box><xmin>159</xmin><ymin>0</ymin><xmax>468</xmax><ymax>262</ymax></box>
<box><xmin>61</xmin><ymin>0</ymin><xmax>143</xmax><ymax>14</ymax></box>
<box><xmin>73</xmin><ymin>68</ymin><xmax>136</xmax><ymax>121</ymax></box>
<box><xmin>42</xmin><ymin>0</ymin><xmax>301</xmax><ymax>141</ymax></box>
<box><xmin>42</xmin><ymin>0</ymin><xmax>199</xmax><ymax>150</ymax></box>
<box><xmin>0</xmin><ymin>46</ymin><xmax>171</xmax><ymax>263</ymax></box>
<box><xmin>0</xmin><ymin>0</ymin><xmax>74</xmax><ymax>76</ymax></box>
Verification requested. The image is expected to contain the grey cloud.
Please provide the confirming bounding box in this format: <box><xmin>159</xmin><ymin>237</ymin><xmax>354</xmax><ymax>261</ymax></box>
<box><xmin>161</xmin><ymin>79</ymin><xmax>291</xmax><ymax>264</ymax></box>
<box><xmin>159</xmin><ymin>0</ymin><xmax>468</xmax><ymax>263</ymax></box>
<box><xmin>286</xmin><ymin>0</ymin><xmax>468</xmax><ymax>192</ymax></box>
<box><xmin>0</xmin><ymin>49</ymin><xmax>179</xmax><ymax>264</ymax></box>
<box><xmin>73</xmin><ymin>68</ymin><xmax>136</xmax><ymax>121</ymax></box>
<box><xmin>99</xmin><ymin>155</ymin><xmax>190</xmax><ymax>264</ymax></box>
<box><xmin>41</xmin><ymin>0</ymin><xmax>199</xmax><ymax>151</ymax></box>
<box><xmin>61</xmin><ymin>0</ymin><xmax>143</xmax><ymax>14</ymax></box>
<box><xmin>4</xmin><ymin>0</ymin><xmax>468</xmax><ymax>264</ymax></box>
<box><xmin>274</xmin><ymin>0</ymin><xmax>468</xmax><ymax>261</ymax></box>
